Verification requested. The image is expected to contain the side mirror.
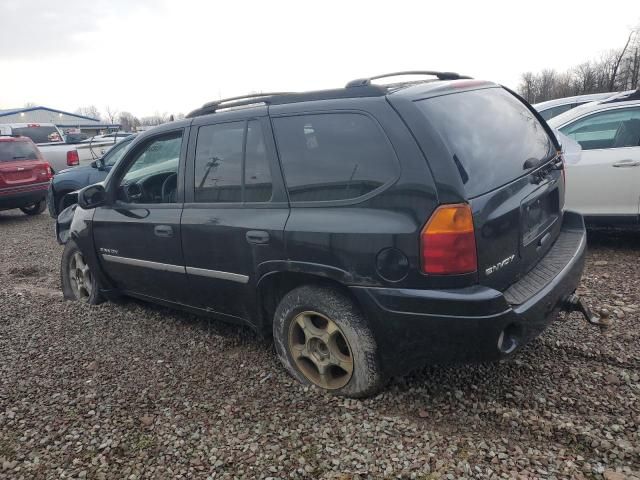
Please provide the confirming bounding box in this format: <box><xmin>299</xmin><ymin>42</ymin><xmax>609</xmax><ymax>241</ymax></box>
<box><xmin>77</xmin><ymin>184</ymin><xmax>107</xmax><ymax>209</ymax></box>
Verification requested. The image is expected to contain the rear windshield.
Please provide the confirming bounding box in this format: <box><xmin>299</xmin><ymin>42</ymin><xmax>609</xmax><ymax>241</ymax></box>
<box><xmin>0</xmin><ymin>141</ymin><xmax>40</xmax><ymax>162</ymax></box>
<box><xmin>416</xmin><ymin>88</ymin><xmax>554</xmax><ymax>198</ymax></box>
<box><xmin>12</xmin><ymin>126</ymin><xmax>63</xmax><ymax>144</ymax></box>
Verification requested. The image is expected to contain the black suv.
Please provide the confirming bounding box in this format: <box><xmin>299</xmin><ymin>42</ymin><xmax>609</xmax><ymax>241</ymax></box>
<box><xmin>57</xmin><ymin>72</ymin><xmax>591</xmax><ymax>397</ymax></box>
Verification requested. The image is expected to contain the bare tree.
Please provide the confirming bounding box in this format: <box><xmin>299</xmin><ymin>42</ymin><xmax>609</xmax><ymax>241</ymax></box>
<box><xmin>518</xmin><ymin>72</ymin><xmax>539</xmax><ymax>103</ymax></box>
<box><xmin>104</xmin><ymin>106</ymin><xmax>119</xmax><ymax>124</ymax></box>
<box><xmin>538</xmin><ymin>69</ymin><xmax>557</xmax><ymax>101</ymax></box>
<box><xmin>608</xmin><ymin>31</ymin><xmax>634</xmax><ymax>91</ymax></box>
<box><xmin>518</xmin><ymin>23</ymin><xmax>640</xmax><ymax>102</ymax></box>
<box><xmin>139</xmin><ymin>112</ymin><xmax>171</xmax><ymax>127</ymax></box>
<box><xmin>118</xmin><ymin>112</ymin><xmax>140</xmax><ymax>132</ymax></box>
<box><xmin>75</xmin><ymin>105</ymin><xmax>101</xmax><ymax>119</ymax></box>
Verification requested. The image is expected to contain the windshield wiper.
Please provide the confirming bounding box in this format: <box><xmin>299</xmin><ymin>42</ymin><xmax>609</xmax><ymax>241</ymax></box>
<box><xmin>12</xmin><ymin>156</ymin><xmax>27</xmax><ymax>159</ymax></box>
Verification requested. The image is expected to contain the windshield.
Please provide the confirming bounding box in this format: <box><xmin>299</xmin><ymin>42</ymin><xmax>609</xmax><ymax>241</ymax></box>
<box><xmin>12</xmin><ymin>126</ymin><xmax>63</xmax><ymax>144</ymax></box>
<box><xmin>0</xmin><ymin>141</ymin><xmax>40</xmax><ymax>162</ymax></box>
<box><xmin>104</xmin><ymin>139</ymin><xmax>133</xmax><ymax>167</ymax></box>
<box><xmin>123</xmin><ymin>157</ymin><xmax>179</xmax><ymax>183</ymax></box>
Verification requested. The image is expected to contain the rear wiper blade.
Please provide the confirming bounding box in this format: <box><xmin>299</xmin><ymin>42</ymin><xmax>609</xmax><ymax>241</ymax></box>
<box><xmin>523</xmin><ymin>157</ymin><xmax>541</xmax><ymax>170</ymax></box>
<box><xmin>523</xmin><ymin>153</ymin><xmax>557</xmax><ymax>170</ymax></box>
<box><xmin>12</xmin><ymin>156</ymin><xmax>27</xmax><ymax>159</ymax></box>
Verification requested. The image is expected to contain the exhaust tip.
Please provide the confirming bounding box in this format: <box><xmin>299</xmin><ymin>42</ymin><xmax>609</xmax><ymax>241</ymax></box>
<box><xmin>497</xmin><ymin>324</ymin><xmax>521</xmax><ymax>354</ymax></box>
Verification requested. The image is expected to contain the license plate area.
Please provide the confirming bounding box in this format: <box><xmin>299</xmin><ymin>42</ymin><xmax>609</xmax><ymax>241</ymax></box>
<box><xmin>521</xmin><ymin>185</ymin><xmax>560</xmax><ymax>247</ymax></box>
<box><xmin>2</xmin><ymin>169</ymin><xmax>34</xmax><ymax>184</ymax></box>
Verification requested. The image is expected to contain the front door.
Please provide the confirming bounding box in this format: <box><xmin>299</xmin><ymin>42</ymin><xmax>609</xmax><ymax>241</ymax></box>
<box><xmin>93</xmin><ymin>129</ymin><xmax>190</xmax><ymax>303</ymax></box>
<box><xmin>560</xmin><ymin>106</ymin><xmax>640</xmax><ymax>219</ymax></box>
<box><xmin>181</xmin><ymin>115</ymin><xmax>289</xmax><ymax>321</ymax></box>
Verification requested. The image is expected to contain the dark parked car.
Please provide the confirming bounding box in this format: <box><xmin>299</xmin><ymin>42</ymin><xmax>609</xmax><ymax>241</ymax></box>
<box><xmin>56</xmin><ymin>72</ymin><xmax>596</xmax><ymax>397</ymax></box>
<box><xmin>0</xmin><ymin>136</ymin><xmax>52</xmax><ymax>215</ymax></box>
<box><xmin>47</xmin><ymin>134</ymin><xmax>136</xmax><ymax>217</ymax></box>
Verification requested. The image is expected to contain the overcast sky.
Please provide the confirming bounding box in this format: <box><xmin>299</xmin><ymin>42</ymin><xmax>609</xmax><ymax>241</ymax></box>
<box><xmin>0</xmin><ymin>0</ymin><xmax>638</xmax><ymax>118</ymax></box>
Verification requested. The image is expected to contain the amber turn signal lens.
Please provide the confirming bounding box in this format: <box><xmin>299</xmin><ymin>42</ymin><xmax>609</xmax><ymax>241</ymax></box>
<box><xmin>421</xmin><ymin>203</ymin><xmax>477</xmax><ymax>275</ymax></box>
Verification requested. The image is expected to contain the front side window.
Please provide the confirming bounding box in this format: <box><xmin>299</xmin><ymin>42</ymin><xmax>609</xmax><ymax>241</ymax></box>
<box><xmin>272</xmin><ymin>113</ymin><xmax>397</xmax><ymax>202</ymax></box>
<box><xmin>559</xmin><ymin>107</ymin><xmax>640</xmax><ymax>150</ymax></box>
<box><xmin>117</xmin><ymin>131</ymin><xmax>182</xmax><ymax>204</ymax></box>
<box><xmin>193</xmin><ymin>120</ymin><xmax>273</xmax><ymax>203</ymax></box>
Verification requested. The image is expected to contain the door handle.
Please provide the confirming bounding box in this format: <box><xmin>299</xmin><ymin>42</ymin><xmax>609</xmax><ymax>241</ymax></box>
<box><xmin>246</xmin><ymin>230</ymin><xmax>270</xmax><ymax>245</ymax></box>
<box><xmin>612</xmin><ymin>159</ymin><xmax>640</xmax><ymax>167</ymax></box>
<box><xmin>154</xmin><ymin>225</ymin><xmax>174</xmax><ymax>238</ymax></box>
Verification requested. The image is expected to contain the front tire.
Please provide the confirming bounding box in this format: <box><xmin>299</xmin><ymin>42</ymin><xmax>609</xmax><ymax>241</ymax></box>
<box><xmin>20</xmin><ymin>200</ymin><xmax>46</xmax><ymax>216</ymax></box>
<box><xmin>273</xmin><ymin>285</ymin><xmax>384</xmax><ymax>398</ymax></box>
<box><xmin>61</xmin><ymin>241</ymin><xmax>103</xmax><ymax>304</ymax></box>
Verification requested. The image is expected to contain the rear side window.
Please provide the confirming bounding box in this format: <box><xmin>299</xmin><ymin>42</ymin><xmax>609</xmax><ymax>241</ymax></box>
<box><xmin>0</xmin><ymin>141</ymin><xmax>39</xmax><ymax>162</ymax></box>
<box><xmin>194</xmin><ymin>120</ymin><xmax>273</xmax><ymax>203</ymax></box>
<box><xmin>195</xmin><ymin>122</ymin><xmax>244</xmax><ymax>203</ymax></box>
<box><xmin>416</xmin><ymin>88</ymin><xmax>555</xmax><ymax>198</ymax></box>
<box><xmin>12</xmin><ymin>126</ymin><xmax>62</xmax><ymax>144</ymax></box>
<box><xmin>272</xmin><ymin>113</ymin><xmax>397</xmax><ymax>202</ymax></box>
<box><xmin>539</xmin><ymin>103</ymin><xmax>575</xmax><ymax>121</ymax></box>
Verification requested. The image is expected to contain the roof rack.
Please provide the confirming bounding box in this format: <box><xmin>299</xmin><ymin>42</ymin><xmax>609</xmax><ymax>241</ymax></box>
<box><xmin>345</xmin><ymin>70</ymin><xmax>472</xmax><ymax>88</ymax></box>
<box><xmin>186</xmin><ymin>92</ymin><xmax>295</xmax><ymax>118</ymax></box>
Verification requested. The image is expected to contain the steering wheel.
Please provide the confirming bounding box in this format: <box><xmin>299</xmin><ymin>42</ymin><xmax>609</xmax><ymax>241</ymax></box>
<box><xmin>123</xmin><ymin>182</ymin><xmax>144</xmax><ymax>203</ymax></box>
<box><xmin>161</xmin><ymin>173</ymin><xmax>178</xmax><ymax>203</ymax></box>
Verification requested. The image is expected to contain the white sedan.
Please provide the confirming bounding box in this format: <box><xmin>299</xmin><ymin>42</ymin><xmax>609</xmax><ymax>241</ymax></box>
<box><xmin>548</xmin><ymin>90</ymin><xmax>640</xmax><ymax>225</ymax></box>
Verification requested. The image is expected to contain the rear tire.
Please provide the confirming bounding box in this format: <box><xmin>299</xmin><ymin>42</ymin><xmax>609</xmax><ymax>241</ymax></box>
<box><xmin>61</xmin><ymin>240</ymin><xmax>103</xmax><ymax>304</ymax></box>
<box><xmin>20</xmin><ymin>200</ymin><xmax>46</xmax><ymax>216</ymax></box>
<box><xmin>273</xmin><ymin>285</ymin><xmax>384</xmax><ymax>398</ymax></box>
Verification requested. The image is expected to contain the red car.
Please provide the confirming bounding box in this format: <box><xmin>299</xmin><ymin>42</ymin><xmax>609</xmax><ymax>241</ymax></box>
<box><xmin>0</xmin><ymin>136</ymin><xmax>53</xmax><ymax>215</ymax></box>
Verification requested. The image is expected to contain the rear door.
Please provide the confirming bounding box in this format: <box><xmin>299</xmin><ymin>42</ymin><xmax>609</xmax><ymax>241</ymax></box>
<box><xmin>558</xmin><ymin>106</ymin><xmax>640</xmax><ymax>220</ymax></box>
<box><xmin>409</xmin><ymin>87</ymin><xmax>562</xmax><ymax>290</ymax></box>
<box><xmin>181</xmin><ymin>110</ymin><xmax>289</xmax><ymax>321</ymax></box>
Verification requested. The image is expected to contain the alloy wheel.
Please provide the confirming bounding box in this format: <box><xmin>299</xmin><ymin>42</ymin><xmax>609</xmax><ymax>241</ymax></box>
<box><xmin>288</xmin><ymin>311</ymin><xmax>354</xmax><ymax>389</ymax></box>
<box><xmin>69</xmin><ymin>252</ymin><xmax>92</xmax><ymax>300</ymax></box>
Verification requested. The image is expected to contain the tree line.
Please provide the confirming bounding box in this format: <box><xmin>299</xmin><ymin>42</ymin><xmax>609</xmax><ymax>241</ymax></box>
<box><xmin>74</xmin><ymin>105</ymin><xmax>184</xmax><ymax>132</ymax></box>
<box><xmin>518</xmin><ymin>25</ymin><xmax>639</xmax><ymax>104</ymax></box>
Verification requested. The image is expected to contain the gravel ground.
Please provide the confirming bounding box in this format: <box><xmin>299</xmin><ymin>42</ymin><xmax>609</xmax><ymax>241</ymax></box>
<box><xmin>0</xmin><ymin>210</ymin><xmax>638</xmax><ymax>480</ymax></box>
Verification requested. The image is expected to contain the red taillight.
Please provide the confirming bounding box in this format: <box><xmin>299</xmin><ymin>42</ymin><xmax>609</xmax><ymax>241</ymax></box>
<box><xmin>45</xmin><ymin>164</ymin><xmax>53</xmax><ymax>179</ymax></box>
<box><xmin>66</xmin><ymin>150</ymin><xmax>79</xmax><ymax>166</ymax></box>
<box><xmin>420</xmin><ymin>203</ymin><xmax>477</xmax><ymax>275</ymax></box>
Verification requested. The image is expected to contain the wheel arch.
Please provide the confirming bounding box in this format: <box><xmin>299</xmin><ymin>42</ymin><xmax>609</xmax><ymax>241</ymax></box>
<box><xmin>255</xmin><ymin>266</ymin><xmax>364</xmax><ymax>334</ymax></box>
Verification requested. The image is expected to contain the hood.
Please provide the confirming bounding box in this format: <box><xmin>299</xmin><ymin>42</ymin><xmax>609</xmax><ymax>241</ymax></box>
<box><xmin>57</xmin><ymin>164</ymin><xmax>95</xmax><ymax>176</ymax></box>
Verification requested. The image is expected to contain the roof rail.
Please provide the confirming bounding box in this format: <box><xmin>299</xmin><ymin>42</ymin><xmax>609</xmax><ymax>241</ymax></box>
<box><xmin>187</xmin><ymin>92</ymin><xmax>295</xmax><ymax>118</ymax></box>
<box><xmin>345</xmin><ymin>70</ymin><xmax>472</xmax><ymax>88</ymax></box>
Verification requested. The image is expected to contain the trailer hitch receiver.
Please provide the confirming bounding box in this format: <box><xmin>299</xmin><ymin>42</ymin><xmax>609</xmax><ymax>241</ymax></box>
<box><xmin>563</xmin><ymin>294</ymin><xmax>609</xmax><ymax>330</ymax></box>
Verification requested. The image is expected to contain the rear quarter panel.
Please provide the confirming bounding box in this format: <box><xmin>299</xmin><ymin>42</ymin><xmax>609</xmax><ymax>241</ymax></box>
<box><xmin>269</xmin><ymin>97</ymin><xmax>440</xmax><ymax>289</ymax></box>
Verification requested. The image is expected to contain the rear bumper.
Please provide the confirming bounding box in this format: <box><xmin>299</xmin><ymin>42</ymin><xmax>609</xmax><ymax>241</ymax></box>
<box><xmin>0</xmin><ymin>184</ymin><xmax>48</xmax><ymax>210</ymax></box>
<box><xmin>350</xmin><ymin>211</ymin><xmax>587</xmax><ymax>376</ymax></box>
